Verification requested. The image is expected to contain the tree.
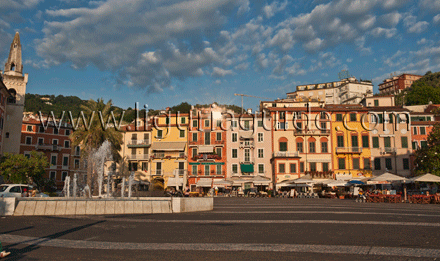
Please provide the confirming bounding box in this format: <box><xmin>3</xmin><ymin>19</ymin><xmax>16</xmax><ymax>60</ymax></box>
<box><xmin>404</xmin><ymin>71</ymin><xmax>440</xmax><ymax>105</ymax></box>
<box><xmin>414</xmin><ymin>124</ymin><xmax>440</xmax><ymax>176</ymax></box>
<box><xmin>70</xmin><ymin>98</ymin><xmax>123</xmax><ymax>191</ymax></box>
<box><xmin>0</xmin><ymin>151</ymin><xmax>49</xmax><ymax>187</ymax></box>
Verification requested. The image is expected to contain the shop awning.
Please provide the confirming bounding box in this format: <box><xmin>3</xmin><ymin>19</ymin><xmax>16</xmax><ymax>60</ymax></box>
<box><xmin>196</xmin><ymin>178</ymin><xmax>212</xmax><ymax>187</ymax></box>
<box><xmin>240</xmin><ymin>164</ymin><xmax>254</xmax><ymax>173</ymax></box>
<box><xmin>167</xmin><ymin>177</ymin><xmax>183</xmax><ymax>187</ymax></box>
<box><xmin>213</xmin><ymin>179</ymin><xmax>233</xmax><ymax>187</ymax></box>
<box><xmin>151</xmin><ymin>142</ymin><xmax>186</xmax><ymax>151</ymax></box>
<box><xmin>198</xmin><ymin>145</ymin><xmax>214</xmax><ymax>153</ymax></box>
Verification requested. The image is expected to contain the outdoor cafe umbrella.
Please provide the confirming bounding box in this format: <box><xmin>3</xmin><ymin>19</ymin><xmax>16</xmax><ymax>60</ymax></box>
<box><xmin>370</xmin><ymin>172</ymin><xmax>407</xmax><ymax>201</ymax></box>
<box><xmin>348</xmin><ymin>180</ymin><xmax>365</xmax><ymax>186</ymax></box>
<box><xmin>410</xmin><ymin>173</ymin><xmax>440</xmax><ymax>183</ymax></box>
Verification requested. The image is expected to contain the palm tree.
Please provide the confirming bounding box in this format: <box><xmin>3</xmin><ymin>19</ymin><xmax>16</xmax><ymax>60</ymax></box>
<box><xmin>70</xmin><ymin>98</ymin><xmax>123</xmax><ymax>192</ymax></box>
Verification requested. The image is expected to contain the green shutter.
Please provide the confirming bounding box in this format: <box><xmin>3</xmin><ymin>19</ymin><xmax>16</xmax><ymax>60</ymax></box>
<box><xmin>240</xmin><ymin>164</ymin><xmax>254</xmax><ymax>173</ymax></box>
<box><xmin>362</xmin><ymin>135</ymin><xmax>369</xmax><ymax>148</ymax></box>
<box><xmin>372</xmin><ymin>137</ymin><xmax>379</xmax><ymax>148</ymax></box>
<box><xmin>401</xmin><ymin>137</ymin><xmax>408</xmax><ymax>148</ymax></box>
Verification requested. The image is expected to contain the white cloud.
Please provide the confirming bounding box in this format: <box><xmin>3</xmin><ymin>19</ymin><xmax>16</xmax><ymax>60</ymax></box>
<box><xmin>417</xmin><ymin>38</ymin><xmax>433</xmax><ymax>45</ymax></box>
<box><xmin>419</xmin><ymin>0</ymin><xmax>440</xmax><ymax>12</ymax></box>
<box><xmin>212</xmin><ymin>67</ymin><xmax>234</xmax><ymax>77</ymax></box>
<box><xmin>267</xmin><ymin>28</ymin><xmax>294</xmax><ymax>52</ymax></box>
<box><xmin>346</xmin><ymin>58</ymin><xmax>353</xmax><ymax>63</ymax></box>
<box><xmin>404</xmin><ymin>15</ymin><xmax>429</xmax><ymax>33</ymax></box>
<box><xmin>433</xmin><ymin>14</ymin><xmax>440</xmax><ymax>23</ymax></box>
<box><xmin>370</xmin><ymin>27</ymin><xmax>397</xmax><ymax>38</ymax></box>
<box><xmin>263</xmin><ymin>0</ymin><xmax>288</xmax><ymax>19</ymax></box>
<box><xmin>380</xmin><ymin>12</ymin><xmax>401</xmax><ymax>27</ymax></box>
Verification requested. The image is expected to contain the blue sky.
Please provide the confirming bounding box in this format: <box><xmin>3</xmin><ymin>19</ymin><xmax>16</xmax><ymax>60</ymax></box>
<box><xmin>1</xmin><ymin>0</ymin><xmax>440</xmax><ymax>111</ymax></box>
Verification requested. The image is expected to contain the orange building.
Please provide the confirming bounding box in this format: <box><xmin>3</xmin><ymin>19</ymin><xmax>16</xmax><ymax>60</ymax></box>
<box><xmin>378</xmin><ymin>73</ymin><xmax>422</xmax><ymax>95</ymax></box>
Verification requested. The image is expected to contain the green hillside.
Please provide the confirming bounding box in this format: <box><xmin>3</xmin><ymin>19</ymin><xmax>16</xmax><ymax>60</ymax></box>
<box><xmin>398</xmin><ymin>71</ymin><xmax>440</xmax><ymax>106</ymax></box>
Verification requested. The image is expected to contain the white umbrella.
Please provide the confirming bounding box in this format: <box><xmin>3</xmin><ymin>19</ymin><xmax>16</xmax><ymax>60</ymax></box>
<box><xmin>325</xmin><ymin>180</ymin><xmax>349</xmax><ymax>187</ymax></box>
<box><xmin>410</xmin><ymin>173</ymin><xmax>440</xmax><ymax>183</ymax></box>
<box><xmin>370</xmin><ymin>172</ymin><xmax>407</xmax><ymax>182</ymax></box>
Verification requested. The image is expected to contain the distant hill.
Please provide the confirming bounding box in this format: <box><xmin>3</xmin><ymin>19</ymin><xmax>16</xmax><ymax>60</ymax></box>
<box><xmin>24</xmin><ymin>94</ymin><xmax>244</xmax><ymax>123</ymax></box>
<box><xmin>398</xmin><ymin>71</ymin><xmax>440</xmax><ymax>106</ymax></box>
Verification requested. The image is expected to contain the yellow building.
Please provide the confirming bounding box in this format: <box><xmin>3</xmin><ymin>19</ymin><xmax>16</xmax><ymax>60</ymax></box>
<box><xmin>326</xmin><ymin>105</ymin><xmax>372</xmax><ymax>179</ymax></box>
<box><xmin>150</xmin><ymin>112</ymin><xmax>189</xmax><ymax>189</ymax></box>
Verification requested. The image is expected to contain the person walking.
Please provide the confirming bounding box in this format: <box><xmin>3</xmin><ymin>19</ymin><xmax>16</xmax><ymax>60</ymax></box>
<box><xmin>0</xmin><ymin>241</ymin><xmax>11</xmax><ymax>258</ymax></box>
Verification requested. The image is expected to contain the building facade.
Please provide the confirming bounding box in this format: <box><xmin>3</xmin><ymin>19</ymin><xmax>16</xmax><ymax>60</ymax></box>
<box><xmin>378</xmin><ymin>74</ymin><xmax>422</xmax><ymax>95</ymax></box>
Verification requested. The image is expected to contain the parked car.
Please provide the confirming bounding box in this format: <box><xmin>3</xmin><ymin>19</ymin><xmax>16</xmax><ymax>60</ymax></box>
<box><xmin>0</xmin><ymin>184</ymin><xmax>33</xmax><ymax>198</ymax></box>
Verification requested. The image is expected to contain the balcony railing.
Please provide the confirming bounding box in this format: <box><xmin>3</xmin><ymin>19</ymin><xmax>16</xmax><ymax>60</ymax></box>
<box><xmin>152</xmin><ymin>170</ymin><xmax>163</xmax><ymax>176</ymax></box>
<box><xmin>173</xmin><ymin>169</ymin><xmax>188</xmax><ymax>176</ymax></box>
<box><xmin>335</xmin><ymin>147</ymin><xmax>362</xmax><ymax>154</ymax></box>
<box><xmin>213</xmin><ymin>140</ymin><xmax>225</xmax><ymax>145</ymax></box>
<box><xmin>273</xmin><ymin>151</ymin><xmax>300</xmax><ymax>157</ymax></box>
<box><xmin>294</xmin><ymin>129</ymin><xmax>330</xmax><ymax>136</ymax></box>
<box><xmin>239</xmin><ymin>157</ymin><xmax>255</xmax><ymax>164</ymax></box>
<box><xmin>305</xmin><ymin>171</ymin><xmax>334</xmax><ymax>179</ymax></box>
<box><xmin>382</xmin><ymin>147</ymin><xmax>397</xmax><ymax>154</ymax></box>
<box><xmin>35</xmin><ymin>144</ymin><xmax>61</xmax><ymax>151</ymax></box>
<box><xmin>152</xmin><ymin>153</ymin><xmax>165</xmax><ymax>158</ymax></box>
<box><xmin>192</xmin><ymin>154</ymin><xmax>222</xmax><ymax>161</ymax></box>
<box><xmin>127</xmin><ymin>139</ymin><xmax>150</xmax><ymax>146</ymax></box>
<box><xmin>127</xmin><ymin>154</ymin><xmax>150</xmax><ymax>160</ymax></box>
<box><xmin>239</xmin><ymin>141</ymin><xmax>255</xmax><ymax>148</ymax></box>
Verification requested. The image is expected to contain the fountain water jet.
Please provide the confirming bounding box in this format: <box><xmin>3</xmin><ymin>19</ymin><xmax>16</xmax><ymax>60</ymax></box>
<box><xmin>72</xmin><ymin>173</ymin><xmax>78</xmax><ymax>198</ymax></box>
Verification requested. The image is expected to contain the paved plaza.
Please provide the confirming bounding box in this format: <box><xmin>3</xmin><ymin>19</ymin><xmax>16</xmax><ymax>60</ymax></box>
<box><xmin>2</xmin><ymin>198</ymin><xmax>440</xmax><ymax>260</ymax></box>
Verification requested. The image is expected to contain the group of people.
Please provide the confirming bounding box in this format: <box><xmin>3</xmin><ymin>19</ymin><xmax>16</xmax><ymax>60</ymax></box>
<box><xmin>21</xmin><ymin>187</ymin><xmax>38</xmax><ymax>197</ymax></box>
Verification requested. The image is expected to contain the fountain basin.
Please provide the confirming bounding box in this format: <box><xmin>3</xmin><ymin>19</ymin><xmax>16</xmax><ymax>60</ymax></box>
<box><xmin>2</xmin><ymin>197</ymin><xmax>213</xmax><ymax>216</ymax></box>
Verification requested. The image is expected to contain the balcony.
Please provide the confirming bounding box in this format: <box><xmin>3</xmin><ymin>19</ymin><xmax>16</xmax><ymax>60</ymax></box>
<box><xmin>127</xmin><ymin>139</ymin><xmax>150</xmax><ymax>147</ymax></box>
<box><xmin>173</xmin><ymin>169</ymin><xmax>188</xmax><ymax>176</ymax></box>
<box><xmin>305</xmin><ymin>171</ymin><xmax>334</xmax><ymax>179</ymax></box>
<box><xmin>294</xmin><ymin>129</ymin><xmax>330</xmax><ymax>136</ymax></box>
<box><xmin>239</xmin><ymin>141</ymin><xmax>255</xmax><ymax>148</ymax></box>
<box><xmin>151</xmin><ymin>170</ymin><xmax>163</xmax><ymax>176</ymax></box>
<box><xmin>335</xmin><ymin>147</ymin><xmax>362</xmax><ymax>154</ymax></box>
<box><xmin>35</xmin><ymin>144</ymin><xmax>61</xmax><ymax>151</ymax></box>
<box><xmin>273</xmin><ymin>151</ymin><xmax>300</xmax><ymax>158</ymax></box>
<box><xmin>127</xmin><ymin>154</ymin><xmax>149</xmax><ymax>160</ymax></box>
<box><xmin>239</xmin><ymin>157</ymin><xmax>255</xmax><ymax>164</ymax></box>
<box><xmin>152</xmin><ymin>153</ymin><xmax>165</xmax><ymax>159</ymax></box>
<box><xmin>213</xmin><ymin>140</ymin><xmax>225</xmax><ymax>145</ymax></box>
<box><xmin>381</xmin><ymin>147</ymin><xmax>397</xmax><ymax>154</ymax></box>
<box><xmin>192</xmin><ymin>154</ymin><xmax>222</xmax><ymax>161</ymax></box>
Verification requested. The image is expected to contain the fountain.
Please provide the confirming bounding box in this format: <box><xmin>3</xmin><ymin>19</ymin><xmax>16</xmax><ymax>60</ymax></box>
<box><xmin>72</xmin><ymin>173</ymin><xmax>78</xmax><ymax>198</ymax></box>
<box><xmin>91</xmin><ymin>140</ymin><xmax>113</xmax><ymax>198</ymax></box>
<box><xmin>106</xmin><ymin>172</ymin><xmax>111</xmax><ymax>198</ymax></box>
<box><xmin>128</xmin><ymin>172</ymin><xmax>134</xmax><ymax>198</ymax></box>
<box><xmin>121</xmin><ymin>177</ymin><xmax>126</xmax><ymax>198</ymax></box>
<box><xmin>62</xmin><ymin>176</ymin><xmax>70</xmax><ymax>198</ymax></box>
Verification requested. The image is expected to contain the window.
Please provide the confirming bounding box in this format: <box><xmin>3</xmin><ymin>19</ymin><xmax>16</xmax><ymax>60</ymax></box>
<box><xmin>412</xmin><ymin>141</ymin><xmax>418</xmax><ymax>150</ymax></box>
<box><xmin>216</xmin><ymin>165</ymin><xmax>222</xmax><ymax>175</ymax></box>
<box><xmin>310</xmin><ymin>162</ymin><xmax>316</xmax><ymax>172</ymax></box>
<box><xmin>54</xmin><ymin>128</ymin><xmax>59</xmax><ymax>134</ymax></box>
<box><xmin>279</xmin><ymin>112</ymin><xmax>285</xmax><ymax>120</ymax></box>
<box><xmin>62</xmin><ymin>171</ymin><xmax>68</xmax><ymax>181</ymax></box>
<box><xmin>321</xmin><ymin>142</ymin><xmax>328</xmax><ymax>153</ymax></box>
<box><xmin>337</xmin><ymin>135</ymin><xmax>344</xmax><ymax>148</ymax></box>
<box><xmin>216</xmin><ymin>147</ymin><xmax>222</xmax><ymax>158</ymax></box>
<box><xmin>192</xmin><ymin>133</ymin><xmax>198</xmax><ymax>142</ymax></box>
<box><xmin>372</xmin><ymin>137</ymin><xmax>379</xmax><ymax>148</ymax></box>
<box><xmin>388</xmin><ymin>114</ymin><xmax>393</xmax><ymax>123</ymax></box>
<box><xmin>244</xmin><ymin>149</ymin><xmax>250</xmax><ymax>162</ymax></box>
<box><xmin>193</xmin><ymin>120</ymin><xmax>198</xmax><ymax>128</ymax></box>
<box><xmin>258</xmin><ymin>164</ymin><xmax>264</xmax><ymax>173</ymax></box>
<box><xmin>50</xmin><ymin>171</ymin><xmax>56</xmax><ymax>180</ymax></box>
<box><xmin>374</xmin><ymin>100</ymin><xmax>379</xmax><ymax>107</ymax></box>
<box><xmin>74</xmin><ymin>159</ymin><xmax>80</xmax><ymax>169</ymax></box>
<box><xmin>216</xmin><ymin>132</ymin><xmax>221</xmax><ymax>141</ymax></box>
<box><xmin>322</xmin><ymin>163</ymin><xmax>329</xmax><ymax>172</ymax></box>
<box><xmin>278</xmin><ymin>122</ymin><xmax>288</xmax><ymax>130</ymax></box>
<box><xmin>204</xmin><ymin>132</ymin><xmax>211</xmax><ymax>145</ymax></box>
<box><xmin>192</xmin><ymin>166</ymin><xmax>198</xmax><ymax>175</ymax></box>
<box><xmin>63</xmin><ymin>156</ymin><xmax>69</xmax><ymax>166</ymax></box>
<box><xmin>181</xmin><ymin>117</ymin><xmax>186</xmax><ymax>124</ymax></box>
<box><xmin>279</xmin><ymin>142</ymin><xmax>287</xmax><ymax>152</ymax></box>
<box><xmin>309</xmin><ymin>141</ymin><xmax>315</xmax><ymax>153</ymax></box>
<box><xmin>232</xmin><ymin>164</ymin><xmax>238</xmax><ymax>174</ymax></box>
<box><xmin>400</xmin><ymin>158</ymin><xmax>410</xmax><ymax>170</ymax></box>
<box><xmin>205</xmin><ymin>165</ymin><xmax>210</xmax><ymax>176</ymax></box>
<box><xmin>336</xmin><ymin>114</ymin><xmax>343</xmax><ymax>121</ymax></box>
<box><xmin>25</xmin><ymin>136</ymin><xmax>32</xmax><ymax>145</ymax></box>
<box><xmin>420</xmin><ymin>127</ymin><xmax>426</xmax><ymax>135</ymax></box>
<box><xmin>232</xmin><ymin>133</ymin><xmax>238</xmax><ymax>142</ymax></box>
<box><xmin>38</xmin><ymin>138</ymin><xmax>44</xmax><ymax>145</ymax></box>
<box><xmin>157</xmin><ymin>130</ymin><xmax>163</xmax><ymax>139</ymax></box>
<box><xmin>129</xmin><ymin>162</ymin><xmax>138</xmax><ymax>171</ymax></box>
<box><xmin>24</xmin><ymin>153</ymin><xmax>30</xmax><ymax>159</ymax></box>
<box><xmin>362</xmin><ymin>135</ymin><xmax>369</xmax><ymax>148</ymax></box>
<box><xmin>51</xmin><ymin>155</ymin><xmax>57</xmax><ymax>165</ymax></box>
<box><xmin>421</xmin><ymin>140</ymin><xmax>428</xmax><ymax>148</ymax></box>
<box><xmin>65</xmin><ymin>129</ymin><xmax>70</xmax><ymax>136</ymax></box>
<box><xmin>232</xmin><ymin>149</ymin><xmax>238</xmax><ymax>158</ymax></box>
<box><xmin>258</xmin><ymin>149</ymin><xmax>264</xmax><ymax>158</ymax></box>
<box><xmin>258</xmin><ymin>121</ymin><xmax>263</xmax><ymax>127</ymax></box>
<box><xmin>352</xmin><ymin>158</ymin><xmax>360</xmax><ymax>170</ymax></box>
<box><xmin>351</xmin><ymin>135</ymin><xmax>358</xmax><ymax>148</ymax></box>
<box><xmin>142</xmin><ymin>162</ymin><xmax>148</xmax><ymax>171</ymax></box>
<box><xmin>64</xmin><ymin>140</ymin><xmax>70</xmax><ymax>148</ymax></box>
<box><xmin>258</xmin><ymin>133</ymin><xmax>263</xmax><ymax>142</ymax></box>
<box><xmin>290</xmin><ymin>163</ymin><xmax>296</xmax><ymax>173</ymax></box>
<box><xmin>192</xmin><ymin>148</ymin><xmax>198</xmax><ymax>158</ymax></box>
<box><xmin>385</xmin><ymin>158</ymin><xmax>392</xmax><ymax>170</ymax></box>
<box><xmin>338</xmin><ymin>158</ymin><xmax>345</xmax><ymax>169</ymax></box>
<box><xmin>320</xmin><ymin>122</ymin><xmax>327</xmax><ymax>133</ymax></box>
<box><xmin>52</xmin><ymin>139</ymin><xmax>58</xmax><ymax>145</ymax></box>
<box><xmin>39</xmin><ymin>126</ymin><xmax>45</xmax><ymax>133</ymax></box>
<box><xmin>384</xmin><ymin>137</ymin><xmax>391</xmax><ymax>148</ymax></box>
<box><xmin>279</xmin><ymin>163</ymin><xmax>285</xmax><ymax>173</ymax></box>
<box><xmin>205</xmin><ymin>120</ymin><xmax>210</xmax><ymax>127</ymax></box>
<box><xmin>300</xmin><ymin>162</ymin><xmax>304</xmax><ymax>173</ymax></box>
<box><xmin>350</xmin><ymin>113</ymin><xmax>356</xmax><ymax>122</ymax></box>
<box><xmin>180</xmin><ymin>130</ymin><xmax>185</xmax><ymax>138</ymax></box>
<box><xmin>364</xmin><ymin>158</ymin><xmax>370</xmax><ymax>170</ymax></box>
<box><xmin>232</xmin><ymin>121</ymin><xmax>237</xmax><ymax>128</ymax></box>
<box><xmin>26</xmin><ymin>125</ymin><xmax>33</xmax><ymax>132</ymax></box>
<box><xmin>401</xmin><ymin>137</ymin><xmax>408</xmax><ymax>149</ymax></box>
<box><xmin>413</xmin><ymin>127</ymin><xmax>417</xmax><ymax>135</ymax></box>
<box><xmin>297</xmin><ymin>142</ymin><xmax>303</xmax><ymax>153</ymax></box>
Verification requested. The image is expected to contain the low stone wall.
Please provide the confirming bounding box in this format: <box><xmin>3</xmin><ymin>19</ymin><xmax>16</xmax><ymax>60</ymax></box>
<box><xmin>5</xmin><ymin>197</ymin><xmax>213</xmax><ymax>216</ymax></box>
<box><xmin>0</xmin><ymin>198</ymin><xmax>16</xmax><ymax>216</ymax></box>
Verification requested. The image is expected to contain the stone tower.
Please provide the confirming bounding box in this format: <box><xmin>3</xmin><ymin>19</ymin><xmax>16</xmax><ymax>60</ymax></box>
<box><xmin>1</xmin><ymin>32</ymin><xmax>28</xmax><ymax>154</ymax></box>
